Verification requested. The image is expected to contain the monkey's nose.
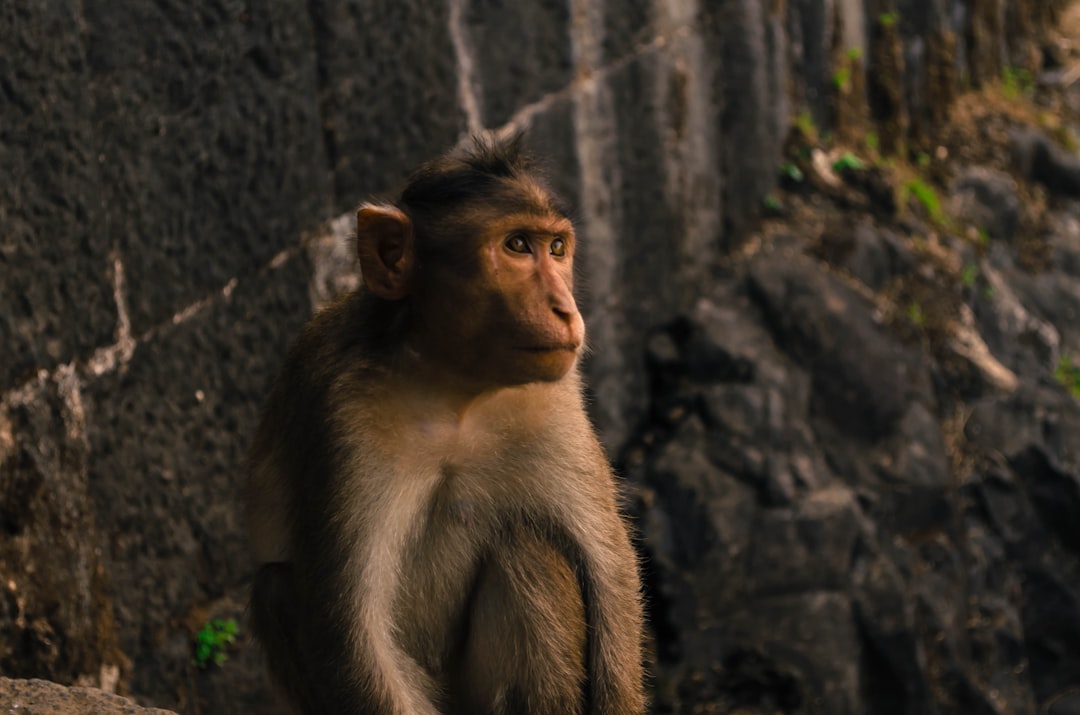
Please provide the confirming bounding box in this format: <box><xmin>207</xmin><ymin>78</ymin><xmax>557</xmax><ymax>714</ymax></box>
<box><xmin>551</xmin><ymin>303</ymin><xmax>581</xmax><ymax>332</ymax></box>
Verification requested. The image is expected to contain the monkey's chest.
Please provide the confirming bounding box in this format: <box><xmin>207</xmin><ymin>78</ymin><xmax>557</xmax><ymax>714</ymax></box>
<box><xmin>389</xmin><ymin>463</ymin><xmax>500</xmax><ymax>666</ymax></box>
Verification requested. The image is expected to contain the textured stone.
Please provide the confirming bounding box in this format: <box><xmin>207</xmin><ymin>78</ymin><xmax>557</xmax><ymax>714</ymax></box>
<box><xmin>582</xmin><ymin>51</ymin><xmax>693</xmax><ymax>446</ymax></box>
<box><xmin>309</xmin><ymin>0</ymin><xmax>464</xmax><ymax>205</ymax></box>
<box><xmin>949</xmin><ymin>166</ymin><xmax>1022</xmax><ymax>243</ymax></box>
<box><xmin>0</xmin><ymin>677</ymin><xmax>175</xmax><ymax>715</ymax></box>
<box><xmin>0</xmin><ymin>374</ymin><xmax>121</xmax><ymax>684</ymax></box>
<box><xmin>465</xmin><ymin>0</ymin><xmax>573</xmax><ymax>127</ymax></box>
<box><xmin>83</xmin><ymin>1</ymin><xmax>330</xmax><ymax>334</ymax></box>
<box><xmin>601</xmin><ymin>0</ymin><xmax>652</xmax><ymax>63</ymax></box>
<box><xmin>0</xmin><ymin>3</ymin><xmax>116</xmax><ymax>390</ymax></box>
<box><xmin>82</xmin><ymin>257</ymin><xmax>309</xmax><ymax>710</ymax></box>
<box><xmin>523</xmin><ymin>96</ymin><xmax>582</xmax><ymax>220</ymax></box>
<box><xmin>702</xmin><ymin>0</ymin><xmax>789</xmax><ymax>243</ymax></box>
<box><xmin>747</xmin><ymin>252</ymin><xmax>930</xmax><ymax>442</ymax></box>
<box><xmin>1012</xmin><ymin>127</ymin><xmax>1080</xmax><ymax>198</ymax></box>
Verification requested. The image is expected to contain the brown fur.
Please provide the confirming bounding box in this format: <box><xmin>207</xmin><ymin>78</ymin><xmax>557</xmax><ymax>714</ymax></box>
<box><xmin>245</xmin><ymin>136</ymin><xmax>645</xmax><ymax>714</ymax></box>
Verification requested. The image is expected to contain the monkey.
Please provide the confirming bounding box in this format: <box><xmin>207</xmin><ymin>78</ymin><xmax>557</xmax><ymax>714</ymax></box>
<box><xmin>245</xmin><ymin>134</ymin><xmax>645</xmax><ymax>715</ymax></box>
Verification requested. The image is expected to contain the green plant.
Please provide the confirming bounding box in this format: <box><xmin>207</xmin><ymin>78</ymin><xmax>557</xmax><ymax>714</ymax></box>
<box><xmin>1002</xmin><ymin>66</ymin><xmax>1034</xmax><ymax>100</ymax></box>
<box><xmin>833</xmin><ymin>46</ymin><xmax>863</xmax><ymax>92</ymax></box>
<box><xmin>763</xmin><ymin>195</ymin><xmax>784</xmax><ymax>213</ymax></box>
<box><xmin>833</xmin><ymin>66</ymin><xmax>852</xmax><ymax>92</ymax></box>
<box><xmin>795</xmin><ymin>110</ymin><xmax>818</xmax><ymax>142</ymax></box>
<box><xmin>1055</xmin><ymin>355</ymin><xmax>1080</xmax><ymax>398</ymax></box>
<box><xmin>865</xmin><ymin>132</ymin><xmax>879</xmax><ymax>152</ymax></box>
<box><xmin>907</xmin><ymin>302</ymin><xmax>925</xmax><ymax>327</ymax></box>
<box><xmin>916</xmin><ymin>151</ymin><xmax>931</xmax><ymax>168</ymax></box>
<box><xmin>780</xmin><ymin>161</ymin><xmax>804</xmax><ymax>182</ymax></box>
<box><xmin>879</xmin><ymin>11</ymin><xmax>900</xmax><ymax>28</ymax></box>
<box><xmin>832</xmin><ymin>152</ymin><xmax>866</xmax><ymax>172</ymax></box>
<box><xmin>902</xmin><ymin>178</ymin><xmax>947</xmax><ymax>227</ymax></box>
<box><xmin>960</xmin><ymin>263</ymin><xmax>978</xmax><ymax>288</ymax></box>
<box><xmin>976</xmin><ymin>227</ymin><xmax>990</xmax><ymax>247</ymax></box>
<box><xmin>193</xmin><ymin>618</ymin><xmax>238</xmax><ymax>669</ymax></box>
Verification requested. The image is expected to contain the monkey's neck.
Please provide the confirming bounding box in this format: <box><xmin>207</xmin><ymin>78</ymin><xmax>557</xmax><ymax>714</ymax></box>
<box><xmin>380</xmin><ymin>356</ymin><xmax>578</xmax><ymax>430</ymax></box>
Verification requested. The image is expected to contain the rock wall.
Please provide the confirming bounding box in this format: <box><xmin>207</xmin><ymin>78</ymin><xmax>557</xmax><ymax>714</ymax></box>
<box><xmin>0</xmin><ymin>1</ymin><xmax>1075</xmax><ymax>713</ymax></box>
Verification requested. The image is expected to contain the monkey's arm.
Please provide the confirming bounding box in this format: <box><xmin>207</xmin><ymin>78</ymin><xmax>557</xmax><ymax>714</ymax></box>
<box><xmin>567</xmin><ymin>461</ymin><xmax>647</xmax><ymax>715</ymax></box>
<box><xmin>300</xmin><ymin>488</ymin><xmax>444</xmax><ymax>715</ymax></box>
<box><xmin>249</xmin><ymin>431</ymin><xmax>443</xmax><ymax>712</ymax></box>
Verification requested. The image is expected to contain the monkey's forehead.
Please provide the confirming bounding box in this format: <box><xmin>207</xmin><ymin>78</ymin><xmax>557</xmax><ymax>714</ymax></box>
<box><xmin>459</xmin><ymin>175</ymin><xmax>569</xmax><ymax>221</ymax></box>
<box><xmin>482</xmin><ymin>211</ymin><xmax>575</xmax><ymax>235</ymax></box>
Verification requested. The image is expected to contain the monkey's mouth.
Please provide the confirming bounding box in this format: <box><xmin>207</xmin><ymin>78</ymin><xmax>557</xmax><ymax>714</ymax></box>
<box><xmin>517</xmin><ymin>344</ymin><xmax>580</xmax><ymax>354</ymax></box>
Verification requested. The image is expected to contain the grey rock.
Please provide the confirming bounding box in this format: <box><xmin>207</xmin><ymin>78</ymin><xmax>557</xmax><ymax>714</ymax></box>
<box><xmin>82</xmin><ymin>258</ymin><xmax>309</xmax><ymax>711</ymax></box>
<box><xmin>0</xmin><ymin>678</ymin><xmax>175</xmax><ymax>715</ymax></box>
<box><xmin>1012</xmin><ymin>127</ymin><xmax>1080</xmax><ymax>198</ymax></box>
<box><xmin>465</xmin><ymin>0</ymin><xmax>573</xmax><ymax>127</ymax></box>
<box><xmin>949</xmin><ymin>166</ymin><xmax>1022</xmax><ymax>243</ymax></box>
<box><xmin>307</xmin><ymin>0</ymin><xmax>463</xmax><ymax>206</ymax></box>
<box><xmin>747</xmin><ymin>251</ymin><xmax>930</xmax><ymax>442</ymax></box>
<box><xmin>0</xmin><ymin>4</ymin><xmax>116</xmax><ymax>390</ymax></box>
<box><xmin>83</xmin><ymin>1</ymin><xmax>330</xmax><ymax>334</ymax></box>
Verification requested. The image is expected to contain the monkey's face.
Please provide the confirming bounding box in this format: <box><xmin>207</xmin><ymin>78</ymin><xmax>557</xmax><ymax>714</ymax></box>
<box><xmin>413</xmin><ymin>211</ymin><xmax>584</xmax><ymax>390</ymax></box>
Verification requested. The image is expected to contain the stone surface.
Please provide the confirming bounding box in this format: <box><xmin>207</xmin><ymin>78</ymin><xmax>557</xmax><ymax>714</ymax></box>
<box><xmin>0</xmin><ymin>373</ymin><xmax>122</xmax><ymax>684</ymax></box>
<box><xmin>81</xmin><ymin>257</ymin><xmax>309</xmax><ymax>711</ymax></box>
<box><xmin>465</xmin><ymin>0</ymin><xmax>573</xmax><ymax>127</ymax></box>
<box><xmin>82</xmin><ymin>1</ymin><xmax>330</xmax><ymax>334</ymax></box>
<box><xmin>0</xmin><ymin>678</ymin><xmax>175</xmax><ymax>715</ymax></box>
<box><xmin>1013</xmin><ymin>127</ymin><xmax>1080</xmax><ymax>198</ymax></box>
<box><xmin>747</xmin><ymin>252</ymin><xmax>930</xmax><ymax>442</ymax></box>
<box><xmin>308</xmin><ymin>0</ymin><xmax>464</xmax><ymax>206</ymax></box>
<box><xmin>703</xmin><ymin>0</ymin><xmax>789</xmax><ymax>243</ymax></box>
<box><xmin>949</xmin><ymin>166</ymin><xmax>1022</xmax><ymax>243</ymax></box>
<box><xmin>0</xmin><ymin>3</ymin><xmax>117</xmax><ymax>391</ymax></box>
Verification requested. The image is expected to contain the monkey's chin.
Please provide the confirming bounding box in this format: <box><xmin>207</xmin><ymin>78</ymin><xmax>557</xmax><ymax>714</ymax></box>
<box><xmin>514</xmin><ymin>347</ymin><xmax>579</xmax><ymax>383</ymax></box>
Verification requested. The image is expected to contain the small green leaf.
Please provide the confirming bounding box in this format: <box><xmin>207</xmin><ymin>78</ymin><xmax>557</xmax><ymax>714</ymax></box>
<box><xmin>832</xmin><ymin>152</ymin><xmax>865</xmax><ymax>172</ymax></box>
<box><xmin>1055</xmin><ymin>355</ymin><xmax>1080</xmax><ymax>398</ymax></box>
<box><xmin>961</xmin><ymin>264</ymin><xmax>978</xmax><ymax>287</ymax></box>
<box><xmin>907</xmin><ymin>302</ymin><xmax>925</xmax><ymax>327</ymax></box>
<box><xmin>192</xmin><ymin>618</ymin><xmax>239</xmax><ymax>669</ymax></box>
<box><xmin>780</xmin><ymin>162</ymin><xmax>804</xmax><ymax>182</ymax></box>
<box><xmin>902</xmin><ymin>178</ymin><xmax>947</xmax><ymax>227</ymax></box>
<box><xmin>832</xmin><ymin>67</ymin><xmax>852</xmax><ymax>91</ymax></box>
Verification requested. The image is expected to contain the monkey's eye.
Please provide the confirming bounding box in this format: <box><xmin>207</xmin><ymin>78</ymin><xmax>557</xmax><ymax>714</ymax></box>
<box><xmin>505</xmin><ymin>234</ymin><xmax>531</xmax><ymax>253</ymax></box>
<box><xmin>550</xmin><ymin>238</ymin><xmax>567</xmax><ymax>257</ymax></box>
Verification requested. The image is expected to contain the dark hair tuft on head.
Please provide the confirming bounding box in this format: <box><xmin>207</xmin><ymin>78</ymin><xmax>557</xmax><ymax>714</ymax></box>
<box><xmin>457</xmin><ymin>132</ymin><xmax>532</xmax><ymax>178</ymax></box>
<box><xmin>397</xmin><ymin>133</ymin><xmax>561</xmax><ymax>239</ymax></box>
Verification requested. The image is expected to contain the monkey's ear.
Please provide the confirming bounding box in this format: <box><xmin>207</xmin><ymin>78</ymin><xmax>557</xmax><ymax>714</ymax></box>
<box><xmin>356</xmin><ymin>204</ymin><xmax>415</xmax><ymax>301</ymax></box>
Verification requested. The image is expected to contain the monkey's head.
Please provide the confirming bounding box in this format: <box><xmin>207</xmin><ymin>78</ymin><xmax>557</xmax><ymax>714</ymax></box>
<box><xmin>355</xmin><ymin>135</ymin><xmax>585</xmax><ymax>392</ymax></box>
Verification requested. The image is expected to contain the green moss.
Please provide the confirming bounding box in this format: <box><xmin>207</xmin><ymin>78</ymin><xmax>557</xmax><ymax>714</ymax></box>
<box><xmin>879</xmin><ymin>11</ymin><xmax>900</xmax><ymax>28</ymax></box>
<box><xmin>1055</xmin><ymin>355</ymin><xmax>1080</xmax><ymax>398</ymax></box>
<box><xmin>901</xmin><ymin>178</ymin><xmax>947</xmax><ymax>227</ymax></box>
<box><xmin>780</xmin><ymin>162</ymin><xmax>804</xmax><ymax>182</ymax></box>
<box><xmin>960</xmin><ymin>263</ymin><xmax>978</xmax><ymax>288</ymax></box>
<box><xmin>832</xmin><ymin>152</ymin><xmax>866</xmax><ymax>172</ymax></box>
<box><xmin>795</xmin><ymin>110</ymin><xmax>819</xmax><ymax>143</ymax></box>
<box><xmin>1002</xmin><ymin>67</ymin><xmax>1034</xmax><ymax>100</ymax></box>
<box><xmin>907</xmin><ymin>301</ymin><xmax>925</xmax><ymax>327</ymax></box>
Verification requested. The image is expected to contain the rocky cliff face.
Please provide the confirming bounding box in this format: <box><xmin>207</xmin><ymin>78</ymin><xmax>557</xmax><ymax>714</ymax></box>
<box><xmin>1</xmin><ymin>1</ymin><xmax>1077</xmax><ymax>713</ymax></box>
